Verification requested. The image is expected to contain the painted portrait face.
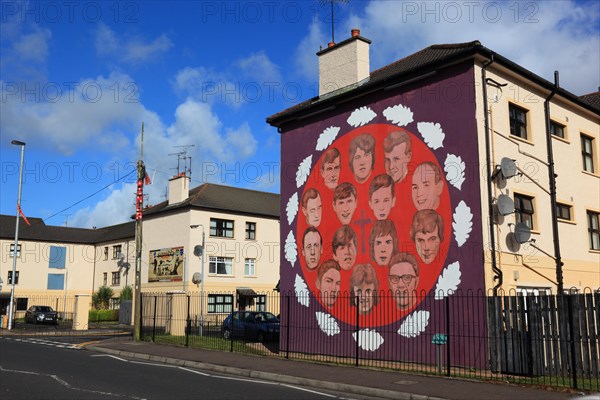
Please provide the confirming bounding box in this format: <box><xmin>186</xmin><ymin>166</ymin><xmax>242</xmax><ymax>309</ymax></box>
<box><xmin>354</xmin><ymin>282</ymin><xmax>376</xmax><ymax>315</ymax></box>
<box><xmin>333</xmin><ymin>195</ymin><xmax>357</xmax><ymax>225</ymax></box>
<box><xmin>351</xmin><ymin>147</ymin><xmax>373</xmax><ymax>183</ymax></box>
<box><xmin>302</xmin><ymin>231</ymin><xmax>322</xmax><ymax>270</ymax></box>
<box><xmin>321</xmin><ymin>157</ymin><xmax>341</xmax><ymax>190</ymax></box>
<box><xmin>333</xmin><ymin>240</ymin><xmax>357</xmax><ymax>271</ymax></box>
<box><xmin>412</xmin><ymin>164</ymin><xmax>443</xmax><ymax>210</ymax></box>
<box><xmin>384</xmin><ymin>142</ymin><xmax>412</xmax><ymax>183</ymax></box>
<box><xmin>317</xmin><ymin>268</ymin><xmax>341</xmax><ymax>308</ymax></box>
<box><xmin>373</xmin><ymin>234</ymin><xmax>394</xmax><ymax>266</ymax></box>
<box><xmin>302</xmin><ymin>195</ymin><xmax>322</xmax><ymax>227</ymax></box>
<box><xmin>369</xmin><ymin>185</ymin><xmax>396</xmax><ymax>220</ymax></box>
<box><xmin>389</xmin><ymin>262</ymin><xmax>419</xmax><ymax>310</ymax></box>
<box><xmin>414</xmin><ymin>227</ymin><xmax>441</xmax><ymax>264</ymax></box>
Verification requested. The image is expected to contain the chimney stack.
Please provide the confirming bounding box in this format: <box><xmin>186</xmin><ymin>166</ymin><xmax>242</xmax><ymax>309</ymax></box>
<box><xmin>168</xmin><ymin>173</ymin><xmax>190</xmax><ymax>205</ymax></box>
<box><xmin>317</xmin><ymin>29</ymin><xmax>371</xmax><ymax>97</ymax></box>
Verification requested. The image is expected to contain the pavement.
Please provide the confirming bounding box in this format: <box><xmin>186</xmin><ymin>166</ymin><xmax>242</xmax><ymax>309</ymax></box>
<box><xmin>83</xmin><ymin>336</ymin><xmax>588</xmax><ymax>400</ymax></box>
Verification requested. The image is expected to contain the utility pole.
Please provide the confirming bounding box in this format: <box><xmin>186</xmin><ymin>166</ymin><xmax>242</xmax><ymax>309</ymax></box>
<box><xmin>134</xmin><ymin>123</ymin><xmax>145</xmax><ymax>340</ymax></box>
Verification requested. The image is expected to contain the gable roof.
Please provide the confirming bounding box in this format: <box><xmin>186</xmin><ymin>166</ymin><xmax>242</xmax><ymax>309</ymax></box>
<box><xmin>142</xmin><ymin>183</ymin><xmax>280</xmax><ymax>219</ymax></box>
<box><xmin>267</xmin><ymin>41</ymin><xmax>599</xmax><ymax>127</ymax></box>
<box><xmin>579</xmin><ymin>91</ymin><xmax>600</xmax><ymax>110</ymax></box>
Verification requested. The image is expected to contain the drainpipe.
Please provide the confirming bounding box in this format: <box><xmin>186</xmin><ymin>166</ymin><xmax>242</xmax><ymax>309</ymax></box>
<box><xmin>544</xmin><ymin>71</ymin><xmax>564</xmax><ymax>295</ymax></box>
<box><xmin>482</xmin><ymin>55</ymin><xmax>502</xmax><ymax>295</ymax></box>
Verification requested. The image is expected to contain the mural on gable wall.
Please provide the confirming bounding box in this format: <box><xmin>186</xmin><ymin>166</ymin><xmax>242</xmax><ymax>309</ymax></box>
<box><xmin>149</xmin><ymin>246</ymin><xmax>184</xmax><ymax>282</ymax></box>
<box><xmin>279</xmin><ymin>64</ymin><xmax>486</xmax><ymax>364</ymax></box>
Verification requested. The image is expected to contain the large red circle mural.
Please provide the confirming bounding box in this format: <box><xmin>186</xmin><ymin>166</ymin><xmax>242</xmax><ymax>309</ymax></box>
<box><xmin>296</xmin><ymin>124</ymin><xmax>452</xmax><ymax>328</ymax></box>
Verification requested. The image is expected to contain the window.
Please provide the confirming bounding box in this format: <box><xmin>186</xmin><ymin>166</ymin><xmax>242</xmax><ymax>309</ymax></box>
<box><xmin>16</xmin><ymin>298</ymin><xmax>28</xmax><ymax>311</ymax></box>
<box><xmin>556</xmin><ymin>203</ymin><xmax>572</xmax><ymax>221</ymax></box>
<box><xmin>109</xmin><ymin>298</ymin><xmax>120</xmax><ymax>309</ymax></box>
<box><xmin>581</xmin><ymin>135</ymin><xmax>595</xmax><ymax>173</ymax></box>
<box><xmin>111</xmin><ymin>271</ymin><xmax>120</xmax><ymax>286</ymax></box>
<box><xmin>49</xmin><ymin>246</ymin><xmax>66</xmax><ymax>269</ymax></box>
<box><xmin>209</xmin><ymin>256</ymin><xmax>233</xmax><ymax>275</ymax></box>
<box><xmin>514</xmin><ymin>194</ymin><xmax>535</xmax><ymax>229</ymax></box>
<box><xmin>509</xmin><ymin>103</ymin><xmax>528</xmax><ymax>139</ymax></box>
<box><xmin>7</xmin><ymin>271</ymin><xmax>19</xmax><ymax>285</ymax></box>
<box><xmin>587</xmin><ymin>211</ymin><xmax>600</xmax><ymax>251</ymax></box>
<box><xmin>245</xmin><ymin>258</ymin><xmax>256</xmax><ymax>276</ymax></box>
<box><xmin>103</xmin><ymin>272</ymin><xmax>108</xmax><ymax>286</ymax></box>
<box><xmin>9</xmin><ymin>244</ymin><xmax>21</xmax><ymax>258</ymax></box>
<box><xmin>210</xmin><ymin>218</ymin><xmax>234</xmax><ymax>238</ymax></box>
<box><xmin>549</xmin><ymin>121</ymin><xmax>565</xmax><ymax>139</ymax></box>
<box><xmin>208</xmin><ymin>294</ymin><xmax>233</xmax><ymax>313</ymax></box>
<box><xmin>47</xmin><ymin>273</ymin><xmax>65</xmax><ymax>290</ymax></box>
<box><xmin>256</xmin><ymin>295</ymin><xmax>266</xmax><ymax>312</ymax></box>
<box><xmin>245</xmin><ymin>222</ymin><xmax>256</xmax><ymax>240</ymax></box>
<box><xmin>112</xmin><ymin>245</ymin><xmax>122</xmax><ymax>259</ymax></box>
<box><xmin>104</xmin><ymin>246</ymin><xmax>109</xmax><ymax>260</ymax></box>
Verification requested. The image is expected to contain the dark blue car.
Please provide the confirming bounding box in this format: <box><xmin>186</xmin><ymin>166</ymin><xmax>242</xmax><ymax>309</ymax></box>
<box><xmin>221</xmin><ymin>311</ymin><xmax>279</xmax><ymax>342</ymax></box>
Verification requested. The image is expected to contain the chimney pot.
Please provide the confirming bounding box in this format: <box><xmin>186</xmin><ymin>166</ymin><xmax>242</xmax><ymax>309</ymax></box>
<box><xmin>351</xmin><ymin>29</ymin><xmax>360</xmax><ymax>37</ymax></box>
<box><xmin>328</xmin><ymin>42</ymin><xmax>335</xmax><ymax>48</ymax></box>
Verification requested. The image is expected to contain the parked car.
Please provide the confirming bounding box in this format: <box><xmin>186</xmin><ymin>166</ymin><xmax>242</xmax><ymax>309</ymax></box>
<box><xmin>221</xmin><ymin>311</ymin><xmax>279</xmax><ymax>342</ymax></box>
<box><xmin>24</xmin><ymin>306</ymin><xmax>58</xmax><ymax>325</ymax></box>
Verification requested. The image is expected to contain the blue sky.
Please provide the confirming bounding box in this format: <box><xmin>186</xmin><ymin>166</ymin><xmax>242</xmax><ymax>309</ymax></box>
<box><xmin>1</xmin><ymin>0</ymin><xmax>599</xmax><ymax>229</ymax></box>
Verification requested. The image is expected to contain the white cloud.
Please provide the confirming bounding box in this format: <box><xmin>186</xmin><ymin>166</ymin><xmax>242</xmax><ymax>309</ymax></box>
<box><xmin>293</xmin><ymin>21</ymin><xmax>326</xmax><ymax>82</ymax></box>
<box><xmin>236</xmin><ymin>51</ymin><xmax>282</xmax><ymax>83</ymax></box>
<box><xmin>94</xmin><ymin>23</ymin><xmax>173</xmax><ymax>65</ymax></box>
<box><xmin>70</xmin><ymin>183</ymin><xmax>136</xmax><ymax>229</ymax></box>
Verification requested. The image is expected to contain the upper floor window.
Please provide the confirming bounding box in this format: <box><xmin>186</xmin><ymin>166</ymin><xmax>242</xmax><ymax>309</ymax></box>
<box><xmin>49</xmin><ymin>246</ymin><xmax>66</xmax><ymax>269</ymax></box>
<box><xmin>103</xmin><ymin>272</ymin><xmax>108</xmax><ymax>286</ymax></box>
<box><xmin>509</xmin><ymin>103</ymin><xmax>528</xmax><ymax>140</ymax></box>
<box><xmin>245</xmin><ymin>258</ymin><xmax>256</xmax><ymax>276</ymax></box>
<box><xmin>556</xmin><ymin>203</ymin><xmax>572</xmax><ymax>221</ymax></box>
<box><xmin>210</xmin><ymin>218</ymin><xmax>234</xmax><ymax>238</ymax></box>
<box><xmin>550</xmin><ymin>120</ymin><xmax>565</xmax><ymax>139</ymax></box>
<box><xmin>104</xmin><ymin>246</ymin><xmax>109</xmax><ymax>260</ymax></box>
<box><xmin>112</xmin><ymin>245</ymin><xmax>122</xmax><ymax>259</ymax></box>
<box><xmin>209</xmin><ymin>256</ymin><xmax>233</xmax><ymax>275</ymax></box>
<box><xmin>581</xmin><ymin>135</ymin><xmax>595</xmax><ymax>173</ymax></box>
<box><xmin>514</xmin><ymin>193</ymin><xmax>535</xmax><ymax>230</ymax></box>
<box><xmin>111</xmin><ymin>271</ymin><xmax>120</xmax><ymax>286</ymax></box>
<box><xmin>245</xmin><ymin>222</ymin><xmax>256</xmax><ymax>240</ymax></box>
<box><xmin>8</xmin><ymin>271</ymin><xmax>19</xmax><ymax>285</ymax></box>
<box><xmin>9</xmin><ymin>244</ymin><xmax>21</xmax><ymax>258</ymax></box>
<box><xmin>587</xmin><ymin>211</ymin><xmax>600</xmax><ymax>251</ymax></box>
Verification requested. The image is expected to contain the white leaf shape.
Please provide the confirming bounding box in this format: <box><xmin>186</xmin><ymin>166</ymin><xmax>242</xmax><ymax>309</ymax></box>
<box><xmin>347</xmin><ymin>107</ymin><xmax>376</xmax><ymax>127</ymax></box>
<box><xmin>316</xmin><ymin>312</ymin><xmax>340</xmax><ymax>336</ymax></box>
<box><xmin>296</xmin><ymin>155</ymin><xmax>312</xmax><ymax>188</ymax></box>
<box><xmin>444</xmin><ymin>154</ymin><xmax>466</xmax><ymax>190</ymax></box>
<box><xmin>417</xmin><ymin>122</ymin><xmax>445</xmax><ymax>150</ymax></box>
<box><xmin>434</xmin><ymin>261</ymin><xmax>462</xmax><ymax>300</ymax></box>
<box><xmin>352</xmin><ymin>328</ymin><xmax>384</xmax><ymax>351</ymax></box>
<box><xmin>383</xmin><ymin>104</ymin><xmax>414</xmax><ymax>126</ymax></box>
<box><xmin>284</xmin><ymin>230</ymin><xmax>297</xmax><ymax>266</ymax></box>
<box><xmin>316</xmin><ymin>127</ymin><xmax>340</xmax><ymax>151</ymax></box>
<box><xmin>286</xmin><ymin>192</ymin><xmax>298</xmax><ymax>225</ymax></box>
<box><xmin>452</xmin><ymin>201</ymin><xmax>473</xmax><ymax>247</ymax></box>
<box><xmin>295</xmin><ymin>274</ymin><xmax>310</xmax><ymax>307</ymax></box>
<box><xmin>398</xmin><ymin>310</ymin><xmax>430</xmax><ymax>338</ymax></box>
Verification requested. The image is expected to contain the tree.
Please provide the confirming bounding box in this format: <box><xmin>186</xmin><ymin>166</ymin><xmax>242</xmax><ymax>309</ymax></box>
<box><xmin>92</xmin><ymin>286</ymin><xmax>114</xmax><ymax>310</ymax></box>
<box><xmin>119</xmin><ymin>285</ymin><xmax>133</xmax><ymax>301</ymax></box>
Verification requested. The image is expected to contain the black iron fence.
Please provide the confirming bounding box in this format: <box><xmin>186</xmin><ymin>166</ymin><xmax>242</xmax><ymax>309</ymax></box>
<box><xmin>139</xmin><ymin>289</ymin><xmax>599</xmax><ymax>391</ymax></box>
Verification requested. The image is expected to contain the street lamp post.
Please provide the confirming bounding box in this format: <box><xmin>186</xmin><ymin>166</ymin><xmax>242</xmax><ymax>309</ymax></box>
<box><xmin>191</xmin><ymin>224</ymin><xmax>205</xmax><ymax>336</ymax></box>
<box><xmin>8</xmin><ymin>140</ymin><xmax>26</xmax><ymax>330</ymax></box>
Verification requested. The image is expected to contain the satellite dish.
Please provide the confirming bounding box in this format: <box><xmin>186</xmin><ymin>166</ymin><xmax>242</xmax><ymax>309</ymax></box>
<box><xmin>500</xmin><ymin>158</ymin><xmax>517</xmax><ymax>179</ymax></box>
<box><xmin>193</xmin><ymin>245</ymin><xmax>203</xmax><ymax>257</ymax></box>
<box><xmin>514</xmin><ymin>222</ymin><xmax>531</xmax><ymax>244</ymax></box>
<box><xmin>497</xmin><ymin>194</ymin><xmax>515</xmax><ymax>216</ymax></box>
<box><xmin>192</xmin><ymin>272</ymin><xmax>202</xmax><ymax>284</ymax></box>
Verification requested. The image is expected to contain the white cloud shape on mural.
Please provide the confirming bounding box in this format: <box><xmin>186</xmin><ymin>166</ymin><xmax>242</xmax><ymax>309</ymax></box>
<box><xmin>294</xmin><ymin>274</ymin><xmax>310</xmax><ymax>307</ymax></box>
<box><xmin>347</xmin><ymin>106</ymin><xmax>376</xmax><ymax>127</ymax></box>
<box><xmin>286</xmin><ymin>192</ymin><xmax>298</xmax><ymax>225</ymax></box>
<box><xmin>417</xmin><ymin>122</ymin><xmax>445</xmax><ymax>150</ymax></box>
<box><xmin>296</xmin><ymin>155</ymin><xmax>312</xmax><ymax>188</ymax></box>
<box><xmin>383</xmin><ymin>104</ymin><xmax>413</xmax><ymax>126</ymax></box>
<box><xmin>352</xmin><ymin>328</ymin><xmax>384</xmax><ymax>351</ymax></box>
<box><xmin>316</xmin><ymin>127</ymin><xmax>340</xmax><ymax>151</ymax></box>
<box><xmin>434</xmin><ymin>261</ymin><xmax>462</xmax><ymax>300</ymax></box>
<box><xmin>398</xmin><ymin>310</ymin><xmax>430</xmax><ymax>338</ymax></box>
<box><xmin>452</xmin><ymin>201</ymin><xmax>473</xmax><ymax>247</ymax></box>
<box><xmin>444</xmin><ymin>154</ymin><xmax>466</xmax><ymax>190</ymax></box>
<box><xmin>316</xmin><ymin>312</ymin><xmax>340</xmax><ymax>336</ymax></box>
<box><xmin>284</xmin><ymin>230</ymin><xmax>297</xmax><ymax>266</ymax></box>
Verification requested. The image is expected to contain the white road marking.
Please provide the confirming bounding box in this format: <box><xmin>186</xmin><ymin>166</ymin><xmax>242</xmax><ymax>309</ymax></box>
<box><xmin>1</xmin><ymin>337</ymin><xmax>80</xmax><ymax>349</ymax></box>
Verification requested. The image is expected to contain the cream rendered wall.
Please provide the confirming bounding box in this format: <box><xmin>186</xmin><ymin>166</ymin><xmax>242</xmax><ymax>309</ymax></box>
<box><xmin>474</xmin><ymin>61</ymin><xmax>600</xmax><ymax>293</ymax></box>
<box><xmin>93</xmin><ymin>238</ymin><xmax>135</xmax><ymax>297</ymax></box>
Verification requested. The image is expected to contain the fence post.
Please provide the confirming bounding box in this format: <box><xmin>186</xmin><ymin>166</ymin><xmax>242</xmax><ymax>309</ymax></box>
<box><xmin>185</xmin><ymin>295</ymin><xmax>191</xmax><ymax>347</ymax></box>
<box><xmin>567</xmin><ymin>294</ymin><xmax>578</xmax><ymax>389</ymax></box>
<box><xmin>286</xmin><ymin>294</ymin><xmax>290</xmax><ymax>360</ymax></box>
<box><xmin>152</xmin><ymin>296</ymin><xmax>157</xmax><ymax>342</ymax></box>
<box><xmin>446</xmin><ymin>295</ymin><xmax>451</xmax><ymax>376</ymax></box>
<box><xmin>355</xmin><ymin>295</ymin><xmax>360</xmax><ymax>367</ymax></box>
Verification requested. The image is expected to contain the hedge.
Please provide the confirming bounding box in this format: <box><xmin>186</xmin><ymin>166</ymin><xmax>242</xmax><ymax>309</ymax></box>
<box><xmin>88</xmin><ymin>309</ymin><xmax>119</xmax><ymax>322</ymax></box>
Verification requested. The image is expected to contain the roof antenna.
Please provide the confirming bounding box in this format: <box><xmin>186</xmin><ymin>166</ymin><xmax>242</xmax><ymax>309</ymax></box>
<box><xmin>321</xmin><ymin>0</ymin><xmax>349</xmax><ymax>45</ymax></box>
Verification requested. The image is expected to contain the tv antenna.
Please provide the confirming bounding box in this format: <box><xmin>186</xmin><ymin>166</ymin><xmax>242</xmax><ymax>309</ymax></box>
<box><xmin>320</xmin><ymin>0</ymin><xmax>349</xmax><ymax>45</ymax></box>
<box><xmin>61</xmin><ymin>213</ymin><xmax>71</xmax><ymax>227</ymax></box>
<box><xmin>168</xmin><ymin>144</ymin><xmax>195</xmax><ymax>177</ymax></box>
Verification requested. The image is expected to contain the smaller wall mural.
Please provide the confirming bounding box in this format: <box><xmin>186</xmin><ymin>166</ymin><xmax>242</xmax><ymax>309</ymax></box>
<box><xmin>149</xmin><ymin>246</ymin><xmax>184</xmax><ymax>282</ymax></box>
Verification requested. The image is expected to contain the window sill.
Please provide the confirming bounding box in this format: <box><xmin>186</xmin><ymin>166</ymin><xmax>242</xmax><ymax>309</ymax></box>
<box><xmin>557</xmin><ymin>218</ymin><xmax>576</xmax><ymax>225</ymax></box>
<box><xmin>590</xmin><ymin>249</ymin><xmax>600</xmax><ymax>254</ymax></box>
<box><xmin>582</xmin><ymin>170</ymin><xmax>600</xmax><ymax>179</ymax></box>
<box><xmin>509</xmin><ymin>133</ymin><xmax>534</xmax><ymax>146</ymax></box>
<box><xmin>208</xmin><ymin>274</ymin><xmax>235</xmax><ymax>278</ymax></box>
<box><xmin>244</xmin><ymin>275</ymin><xmax>257</xmax><ymax>278</ymax></box>
<box><xmin>551</xmin><ymin>135</ymin><xmax>570</xmax><ymax>144</ymax></box>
